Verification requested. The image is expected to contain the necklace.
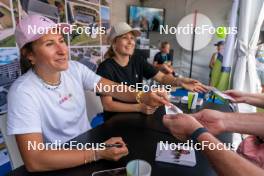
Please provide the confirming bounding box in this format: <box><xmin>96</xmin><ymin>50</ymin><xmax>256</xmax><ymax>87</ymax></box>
<box><xmin>32</xmin><ymin>68</ymin><xmax>61</xmax><ymax>91</ymax></box>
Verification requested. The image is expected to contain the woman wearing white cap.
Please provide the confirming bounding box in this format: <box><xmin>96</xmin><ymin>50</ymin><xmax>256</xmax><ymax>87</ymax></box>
<box><xmin>7</xmin><ymin>14</ymin><xmax>170</xmax><ymax>171</ymax></box>
<box><xmin>97</xmin><ymin>22</ymin><xmax>208</xmax><ymax>120</ymax></box>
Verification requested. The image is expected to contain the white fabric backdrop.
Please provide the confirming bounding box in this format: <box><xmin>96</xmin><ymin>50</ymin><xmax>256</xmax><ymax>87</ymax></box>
<box><xmin>232</xmin><ymin>0</ymin><xmax>264</xmax><ymax>112</ymax></box>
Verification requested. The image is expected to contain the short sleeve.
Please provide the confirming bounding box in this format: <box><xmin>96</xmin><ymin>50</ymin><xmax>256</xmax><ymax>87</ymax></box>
<box><xmin>141</xmin><ymin>57</ymin><xmax>159</xmax><ymax>79</ymax></box>
<box><xmin>154</xmin><ymin>52</ymin><xmax>160</xmax><ymax>62</ymax></box>
<box><xmin>72</xmin><ymin>61</ymin><xmax>102</xmax><ymax>91</ymax></box>
<box><xmin>7</xmin><ymin>89</ymin><xmax>42</xmax><ymax>135</ymax></box>
<box><xmin>96</xmin><ymin>63</ymin><xmax>114</xmax><ymax>81</ymax></box>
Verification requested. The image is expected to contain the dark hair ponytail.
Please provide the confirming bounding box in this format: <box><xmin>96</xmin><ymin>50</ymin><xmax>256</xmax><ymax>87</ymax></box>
<box><xmin>20</xmin><ymin>42</ymin><xmax>33</xmax><ymax>74</ymax></box>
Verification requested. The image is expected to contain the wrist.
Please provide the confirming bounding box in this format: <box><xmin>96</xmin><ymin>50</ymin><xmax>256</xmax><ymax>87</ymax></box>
<box><xmin>136</xmin><ymin>91</ymin><xmax>144</xmax><ymax>104</ymax></box>
<box><xmin>95</xmin><ymin>150</ymin><xmax>103</xmax><ymax>161</ymax></box>
<box><xmin>84</xmin><ymin>149</ymin><xmax>97</xmax><ymax>164</ymax></box>
<box><xmin>178</xmin><ymin>78</ymin><xmax>187</xmax><ymax>87</ymax></box>
<box><xmin>172</xmin><ymin>78</ymin><xmax>182</xmax><ymax>87</ymax></box>
<box><xmin>223</xmin><ymin>113</ymin><xmax>236</xmax><ymax>132</ymax></box>
<box><xmin>135</xmin><ymin>103</ymin><xmax>142</xmax><ymax>112</ymax></box>
<box><xmin>196</xmin><ymin>131</ymin><xmax>211</xmax><ymax>143</ymax></box>
<box><xmin>190</xmin><ymin>127</ymin><xmax>209</xmax><ymax>143</ymax></box>
<box><xmin>241</xmin><ymin>96</ymin><xmax>248</xmax><ymax>104</ymax></box>
<box><xmin>188</xmin><ymin>123</ymin><xmax>204</xmax><ymax>136</ymax></box>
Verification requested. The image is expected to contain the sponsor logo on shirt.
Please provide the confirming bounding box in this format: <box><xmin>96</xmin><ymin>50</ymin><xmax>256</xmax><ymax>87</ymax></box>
<box><xmin>59</xmin><ymin>93</ymin><xmax>73</xmax><ymax>104</ymax></box>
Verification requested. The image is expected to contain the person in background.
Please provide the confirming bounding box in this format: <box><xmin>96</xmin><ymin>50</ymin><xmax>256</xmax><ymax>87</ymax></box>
<box><xmin>97</xmin><ymin>22</ymin><xmax>208</xmax><ymax>121</ymax></box>
<box><xmin>153</xmin><ymin>41</ymin><xmax>174</xmax><ymax>75</ymax></box>
<box><xmin>139</xmin><ymin>16</ymin><xmax>149</xmax><ymax>32</ymax></box>
<box><xmin>256</xmin><ymin>43</ymin><xmax>264</xmax><ymax>92</ymax></box>
<box><xmin>151</xmin><ymin>16</ymin><xmax>160</xmax><ymax>31</ymax></box>
<box><xmin>209</xmin><ymin>41</ymin><xmax>224</xmax><ymax>86</ymax></box>
<box><xmin>8</xmin><ymin>15</ymin><xmax>169</xmax><ymax>172</ymax></box>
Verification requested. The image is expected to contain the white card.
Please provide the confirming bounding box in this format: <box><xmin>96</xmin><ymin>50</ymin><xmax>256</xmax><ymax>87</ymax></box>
<box><xmin>165</xmin><ymin>104</ymin><xmax>183</xmax><ymax>115</ymax></box>
<box><xmin>155</xmin><ymin>142</ymin><xmax>196</xmax><ymax>167</ymax></box>
<box><xmin>209</xmin><ymin>87</ymin><xmax>235</xmax><ymax>101</ymax></box>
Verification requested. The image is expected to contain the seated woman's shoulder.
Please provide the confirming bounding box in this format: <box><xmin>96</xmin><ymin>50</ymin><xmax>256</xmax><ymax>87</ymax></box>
<box><xmin>97</xmin><ymin>58</ymin><xmax>114</xmax><ymax>69</ymax></box>
<box><xmin>9</xmin><ymin>72</ymin><xmax>36</xmax><ymax>95</ymax></box>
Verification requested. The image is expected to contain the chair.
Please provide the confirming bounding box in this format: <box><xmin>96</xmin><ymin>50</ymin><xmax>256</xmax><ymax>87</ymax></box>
<box><xmin>84</xmin><ymin>91</ymin><xmax>104</xmax><ymax>127</ymax></box>
<box><xmin>0</xmin><ymin>114</ymin><xmax>23</xmax><ymax>169</ymax></box>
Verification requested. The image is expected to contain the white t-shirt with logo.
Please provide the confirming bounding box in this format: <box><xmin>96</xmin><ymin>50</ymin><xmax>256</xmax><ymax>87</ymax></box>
<box><xmin>7</xmin><ymin>61</ymin><xmax>101</xmax><ymax>143</ymax></box>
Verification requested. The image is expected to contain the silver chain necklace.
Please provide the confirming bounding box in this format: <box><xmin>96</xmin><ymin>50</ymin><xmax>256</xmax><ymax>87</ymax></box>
<box><xmin>32</xmin><ymin>68</ymin><xmax>62</xmax><ymax>91</ymax></box>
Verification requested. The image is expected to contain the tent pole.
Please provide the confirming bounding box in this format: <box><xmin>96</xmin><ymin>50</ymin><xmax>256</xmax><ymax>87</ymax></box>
<box><xmin>189</xmin><ymin>10</ymin><xmax>198</xmax><ymax>78</ymax></box>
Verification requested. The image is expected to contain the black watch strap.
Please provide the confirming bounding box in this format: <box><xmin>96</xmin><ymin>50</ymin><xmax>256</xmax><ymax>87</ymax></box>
<box><xmin>190</xmin><ymin>127</ymin><xmax>208</xmax><ymax>143</ymax></box>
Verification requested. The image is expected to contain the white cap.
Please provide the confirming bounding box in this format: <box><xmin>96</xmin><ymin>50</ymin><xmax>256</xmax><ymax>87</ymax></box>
<box><xmin>107</xmin><ymin>22</ymin><xmax>141</xmax><ymax>44</ymax></box>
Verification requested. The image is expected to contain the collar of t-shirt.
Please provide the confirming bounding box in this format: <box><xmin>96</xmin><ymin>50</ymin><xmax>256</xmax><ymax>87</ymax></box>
<box><xmin>111</xmin><ymin>57</ymin><xmax>132</xmax><ymax>68</ymax></box>
<box><xmin>161</xmin><ymin>53</ymin><xmax>168</xmax><ymax>62</ymax></box>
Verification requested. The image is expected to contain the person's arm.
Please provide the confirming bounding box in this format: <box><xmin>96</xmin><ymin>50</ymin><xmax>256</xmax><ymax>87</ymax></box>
<box><xmin>162</xmin><ymin>114</ymin><xmax>264</xmax><ymax>176</ymax></box>
<box><xmin>153</xmin><ymin>61</ymin><xmax>171</xmax><ymax>72</ymax></box>
<box><xmin>209</xmin><ymin>53</ymin><xmax>216</xmax><ymax>69</ymax></box>
<box><xmin>153</xmin><ymin>71</ymin><xmax>208</xmax><ymax>92</ymax></box>
<box><xmin>162</xmin><ymin>64</ymin><xmax>173</xmax><ymax>73</ymax></box>
<box><xmin>96</xmin><ymin>78</ymin><xmax>169</xmax><ymax>107</ymax></box>
<box><xmin>193</xmin><ymin>109</ymin><xmax>264</xmax><ymax>137</ymax></box>
<box><xmin>100</xmin><ymin>95</ymin><xmax>157</xmax><ymax>114</ymax></box>
<box><xmin>166</xmin><ymin>61</ymin><xmax>173</xmax><ymax>67</ymax></box>
<box><xmin>223</xmin><ymin>112</ymin><xmax>264</xmax><ymax>137</ymax></box>
<box><xmin>16</xmin><ymin>134</ymin><xmax>128</xmax><ymax>172</ymax></box>
<box><xmin>224</xmin><ymin>90</ymin><xmax>264</xmax><ymax>108</ymax></box>
<box><xmin>197</xmin><ymin>132</ymin><xmax>264</xmax><ymax>176</ymax></box>
<box><xmin>153</xmin><ymin>61</ymin><xmax>159</xmax><ymax>68</ymax></box>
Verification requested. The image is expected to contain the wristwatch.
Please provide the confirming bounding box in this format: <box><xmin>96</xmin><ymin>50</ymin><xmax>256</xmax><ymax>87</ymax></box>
<box><xmin>190</xmin><ymin>127</ymin><xmax>208</xmax><ymax>143</ymax></box>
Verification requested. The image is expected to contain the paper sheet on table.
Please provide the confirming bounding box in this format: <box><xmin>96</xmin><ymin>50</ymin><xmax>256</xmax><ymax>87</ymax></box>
<box><xmin>155</xmin><ymin>142</ymin><xmax>196</xmax><ymax>167</ymax></box>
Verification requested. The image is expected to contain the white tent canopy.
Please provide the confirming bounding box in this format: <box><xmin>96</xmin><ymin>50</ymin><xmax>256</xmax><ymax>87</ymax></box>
<box><xmin>232</xmin><ymin>0</ymin><xmax>264</xmax><ymax>112</ymax></box>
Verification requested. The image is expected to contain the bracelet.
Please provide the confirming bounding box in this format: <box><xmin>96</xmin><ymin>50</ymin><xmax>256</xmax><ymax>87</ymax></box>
<box><xmin>92</xmin><ymin>149</ymin><xmax>97</xmax><ymax>162</ymax></box>
<box><xmin>190</xmin><ymin>127</ymin><xmax>208</xmax><ymax>143</ymax></box>
<box><xmin>136</xmin><ymin>91</ymin><xmax>144</xmax><ymax>104</ymax></box>
<box><xmin>83</xmin><ymin>150</ymin><xmax>88</xmax><ymax>165</ymax></box>
<box><xmin>84</xmin><ymin>149</ymin><xmax>97</xmax><ymax>164</ymax></box>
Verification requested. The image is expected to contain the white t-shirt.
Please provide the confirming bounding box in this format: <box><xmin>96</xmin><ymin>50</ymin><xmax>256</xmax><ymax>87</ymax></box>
<box><xmin>7</xmin><ymin>61</ymin><xmax>101</xmax><ymax>143</ymax></box>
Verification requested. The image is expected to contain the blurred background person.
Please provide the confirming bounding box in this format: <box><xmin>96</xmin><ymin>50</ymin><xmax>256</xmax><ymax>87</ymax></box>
<box><xmin>256</xmin><ymin>43</ymin><xmax>264</xmax><ymax>92</ymax></box>
<box><xmin>153</xmin><ymin>41</ymin><xmax>175</xmax><ymax>76</ymax></box>
<box><xmin>209</xmin><ymin>41</ymin><xmax>224</xmax><ymax>86</ymax></box>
